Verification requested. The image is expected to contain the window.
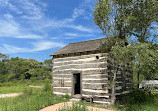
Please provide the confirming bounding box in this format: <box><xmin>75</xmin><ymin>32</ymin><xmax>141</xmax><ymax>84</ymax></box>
<box><xmin>96</xmin><ymin>56</ymin><xmax>99</xmax><ymax>59</ymax></box>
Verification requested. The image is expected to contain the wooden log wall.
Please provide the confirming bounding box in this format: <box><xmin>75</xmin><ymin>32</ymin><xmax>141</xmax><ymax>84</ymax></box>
<box><xmin>107</xmin><ymin>55</ymin><xmax>133</xmax><ymax>97</ymax></box>
<box><xmin>52</xmin><ymin>53</ymin><xmax>111</xmax><ymax>104</ymax></box>
<box><xmin>52</xmin><ymin>52</ymin><xmax>133</xmax><ymax>105</ymax></box>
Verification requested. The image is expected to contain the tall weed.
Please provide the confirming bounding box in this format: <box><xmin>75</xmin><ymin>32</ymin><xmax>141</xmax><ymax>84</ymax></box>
<box><xmin>57</xmin><ymin>103</ymin><xmax>91</xmax><ymax>111</ymax></box>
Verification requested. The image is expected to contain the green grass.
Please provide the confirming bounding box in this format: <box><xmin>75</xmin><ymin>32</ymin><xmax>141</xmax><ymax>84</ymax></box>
<box><xmin>0</xmin><ymin>81</ymin><xmax>70</xmax><ymax>111</ymax></box>
<box><xmin>113</xmin><ymin>90</ymin><xmax>158</xmax><ymax>111</ymax></box>
<box><xmin>0</xmin><ymin>87</ymin><xmax>70</xmax><ymax>111</ymax></box>
<box><xmin>114</xmin><ymin>103</ymin><xmax>158</xmax><ymax>111</ymax></box>
<box><xmin>0</xmin><ymin>92</ymin><xmax>69</xmax><ymax>111</ymax></box>
<box><xmin>57</xmin><ymin>103</ymin><xmax>92</xmax><ymax>111</ymax></box>
<box><xmin>76</xmin><ymin>100</ymin><xmax>105</xmax><ymax>109</ymax></box>
<box><xmin>0</xmin><ymin>85</ymin><xmax>27</xmax><ymax>94</ymax></box>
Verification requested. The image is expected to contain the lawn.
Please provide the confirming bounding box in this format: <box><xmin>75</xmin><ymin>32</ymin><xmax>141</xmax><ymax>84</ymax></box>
<box><xmin>0</xmin><ymin>80</ymin><xmax>45</xmax><ymax>94</ymax></box>
<box><xmin>0</xmin><ymin>85</ymin><xmax>27</xmax><ymax>94</ymax></box>
<box><xmin>0</xmin><ymin>92</ymin><xmax>69</xmax><ymax>111</ymax></box>
<box><xmin>0</xmin><ymin>83</ymin><xmax>70</xmax><ymax>111</ymax></box>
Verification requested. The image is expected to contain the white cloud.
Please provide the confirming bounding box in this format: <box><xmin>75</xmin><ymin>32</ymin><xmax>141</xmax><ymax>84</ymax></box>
<box><xmin>32</xmin><ymin>41</ymin><xmax>65</xmax><ymax>52</ymax></box>
<box><xmin>70</xmin><ymin>0</ymin><xmax>95</xmax><ymax>21</ymax></box>
<box><xmin>0</xmin><ymin>0</ymin><xmax>45</xmax><ymax>20</ymax></box>
<box><xmin>0</xmin><ymin>0</ymin><xmax>95</xmax><ymax>40</ymax></box>
<box><xmin>0</xmin><ymin>0</ymin><xmax>97</xmax><ymax>42</ymax></box>
<box><xmin>31</xmin><ymin>18</ymin><xmax>93</xmax><ymax>33</ymax></box>
<box><xmin>64</xmin><ymin>33</ymin><xmax>78</xmax><ymax>37</ymax></box>
<box><xmin>0</xmin><ymin>0</ymin><xmax>22</xmax><ymax>14</ymax></box>
<box><xmin>0</xmin><ymin>19</ymin><xmax>19</xmax><ymax>36</ymax></box>
<box><xmin>51</xmin><ymin>33</ymin><xmax>96</xmax><ymax>40</ymax></box>
<box><xmin>0</xmin><ymin>44</ymin><xmax>25</xmax><ymax>53</ymax></box>
<box><xmin>66</xmin><ymin>25</ymin><xmax>92</xmax><ymax>32</ymax></box>
<box><xmin>20</xmin><ymin>0</ymin><xmax>44</xmax><ymax>20</ymax></box>
<box><xmin>72</xmin><ymin>8</ymin><xmax>85</xmax><ymax>19</ymax></box>
<box><xmin>15</xmin><ymin>35</ymin><xmax>44</xmax><ymax>39</ymax></box>
<box><xmin>0</xmin><ymin>41</ymin><xmax>66</xmax><ymax>53</ymax></box>
<box><xmin>0</xmin><ymin>14</ymin><xmax>44</xmax><ymax>39</ymax></box>
<box><xmin>3</xmin><ymin>13</ymin><xmax>13</xmax><ymax>19</ymax></box>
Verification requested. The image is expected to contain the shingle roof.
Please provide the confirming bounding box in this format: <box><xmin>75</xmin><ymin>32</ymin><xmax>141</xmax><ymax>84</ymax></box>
<box><xmin>50</xmin><ymin>38</ymin><xmax>107</xmax><ymax>56</ymax></box>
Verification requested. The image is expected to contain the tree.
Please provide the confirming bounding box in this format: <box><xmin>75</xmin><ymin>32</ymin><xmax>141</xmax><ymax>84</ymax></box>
<box><xmin>93</xmin><ymin>0</ymin><xmax>158</xmax><ymax>104</ymax></box>
<box><xmin>0</xmin><ymin>53</ymin><xmax>9</xmax><ymax>61</ymax></box>
<box><xmin>0</xmin><ymin>56</ymin><xmax>52</xmax><ymax>83</ymax></box>
<box><xmin>111</xmin><ymin>42</ymin><xmax>158</xmax><ymax>88</ymax></box>
<box><xmin>93</xmin><ymin>0</ymin><xmax>158</xmax><ymax>42</ymax></box>
<box><xmin>43</xmin><ymin>59</ymin><xmax>52</xmax><ymax>71</ymax></box>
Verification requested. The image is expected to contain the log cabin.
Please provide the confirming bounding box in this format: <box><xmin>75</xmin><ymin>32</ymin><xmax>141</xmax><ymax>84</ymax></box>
<box><xmin>50</xmin><ymin>38</ymin><xmax>133</xmax><ymax>105</ymax></box>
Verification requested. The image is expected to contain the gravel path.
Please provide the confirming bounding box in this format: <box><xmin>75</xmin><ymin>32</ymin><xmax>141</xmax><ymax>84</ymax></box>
<box><xmin>0</xmin><ymin>93</ymin><xmax>24</xmax><ymax>98</ymax></box>
<box><xmin>39</xmin><ymin>102</ymin><xmax>113</xmax><ymax>111</ymax></box>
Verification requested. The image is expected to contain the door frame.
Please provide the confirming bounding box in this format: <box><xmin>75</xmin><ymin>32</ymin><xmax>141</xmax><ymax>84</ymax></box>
<box><xmin>71</xmin><ymin>71</ymin><xmax>82</xmax><ymax>96</ymax></box>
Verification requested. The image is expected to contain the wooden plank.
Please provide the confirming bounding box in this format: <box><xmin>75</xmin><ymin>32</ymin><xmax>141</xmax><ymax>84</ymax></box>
<box><xmin>82</xmin><ymin>84</ymin><xmax>108</xmax><ymax>90</ymax></box>
<box><xmin>53</xmin><ymin>87</ymin><xmax>71</xmax><ymax>93</ymax></box>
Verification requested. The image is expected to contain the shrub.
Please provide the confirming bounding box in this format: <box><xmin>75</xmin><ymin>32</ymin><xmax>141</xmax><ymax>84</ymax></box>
<box><xmin>43</xmin><ymin>79</ymin><xmax>52</xmax><ymax>92</ymax></box>
<box><xmin>61</xmin><ymin>94</ymin><xmax>71</xmax><ymax>100</ymax></box>
<box><xmin>116</xmin><ymin>89</ymin><xmax>154</xmax><ymax>105</ymax></box>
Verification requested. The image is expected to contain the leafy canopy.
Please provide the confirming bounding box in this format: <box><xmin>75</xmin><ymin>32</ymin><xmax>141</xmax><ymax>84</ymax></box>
<box><xmin>93</xmin><ymin>0</ymin><xmax>158</xmax><ymax>42</ymax></box>
<box><xmin>111</xmin><ymin>42</ymin><xmax>158</xmax><ymax>80</ymax></box>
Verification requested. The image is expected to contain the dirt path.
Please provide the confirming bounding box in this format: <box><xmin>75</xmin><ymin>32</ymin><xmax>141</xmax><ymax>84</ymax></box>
<box><xmin>39</xmin><ymin>102</ymin><xmax>113</xmax><ymax>111</ymax></box>
<box><xmin>29</xmin><ymin>85</ymin><xmax>43</xmax><ymax>88</ymax></box>
<box><xmin>0</xmin><ymin>93</ymin><xmax>24</xmax><ymax>98</ymax></box>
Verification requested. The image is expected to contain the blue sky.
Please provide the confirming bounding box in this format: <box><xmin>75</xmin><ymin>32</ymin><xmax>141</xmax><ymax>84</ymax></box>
<box><xmin>0</xmin><ymin>0</ymin><xmax>104</xmax><ymax>61</ymax></box>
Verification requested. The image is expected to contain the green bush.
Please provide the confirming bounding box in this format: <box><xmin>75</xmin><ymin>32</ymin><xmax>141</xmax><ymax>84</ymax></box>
<box><xmin>114</xmin><ymin>89</ymin><xmax>158</xmax><ymax>111</ymax></box>
<box><xmin>116</xmin><ymin>89</ymin><xmax>154</xmax><ymax>105</ymax></box>
<box><xmin>43</xmin><ymin>79</ymin><xmax>52</xmax><ymax>92</ymax></box>
<box><xmin>61</xmin><ymin>94</ymin><xmax>71</xmax><ymax>100</ymax></box>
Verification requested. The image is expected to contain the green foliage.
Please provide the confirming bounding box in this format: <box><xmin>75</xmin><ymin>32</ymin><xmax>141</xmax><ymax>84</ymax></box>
<box><xmin>114</xmin><ymin>90</ymin><xmax>158</xmax><ymax>111</ymax></box>
<box><xmin>0</xmin><ymin>55</ymin><xmax>52</xmax><ymax>83</ymax></box>
<box><xmin>93</xmin><ymin>0</ymin><xmax>158</xmax><ymax>42</ymax></box>
<box><xmin>58</xmin><ymin>103</ymin><xmax>91</xmax><ymax>111</ymax></box>
<box><xmin>110</xmin><ymin>42</ymin><xmax>158</xmax><ymax>82</ymax></box>
<box><xmin>101</xmin><ymin>36</ymin><xmax>128</xmax><ymax>52</ymax></box>
<box><xmin>61</xmin><ymin>94</ymin><xmax>71</xmax><ymax>100</ymax></box>
<box><xmin>43</xmin><ymin>79</ymin><xmax>52</xmax><ymax>92</ymax></box>
<box><xmin>0</xmin><ymin>89</ymin><xmax>69</xmax><ymax>111</ymax></box>
<box><xmin>117</xmin><ymin>90</ymin><xmax>152</xmax><ymax>104</ymax></box>
<box><xmin>43</xmin><ymin>59</ymin><xmax>52</xmax><ymax>71</ymax></box>
<box><xmin>0</xmin><ymin>53</ymin><xmax>9</xmax><ymax>61</ymax></box>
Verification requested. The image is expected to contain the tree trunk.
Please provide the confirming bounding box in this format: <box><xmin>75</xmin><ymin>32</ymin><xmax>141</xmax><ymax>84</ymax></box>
<box><xmin>137</xmin><ymin>67</ymin><xmax>140</xmax><ymax>89</ymax></box>
<box><xmin>111</xmin><ymin>73</ymin><xmax>116</xmax><ymax>105</ymax></box>
<box><xmin>111</xmin><ymin>65</ymin><xmax>119</xmax><ymax>105</ymax></box>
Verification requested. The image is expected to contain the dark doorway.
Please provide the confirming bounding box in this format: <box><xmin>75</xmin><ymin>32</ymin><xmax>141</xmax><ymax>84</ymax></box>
<box><xmin>73</xmin><ymin>73</ymin><xmax>81</xmax><ymax>95</ymax></box>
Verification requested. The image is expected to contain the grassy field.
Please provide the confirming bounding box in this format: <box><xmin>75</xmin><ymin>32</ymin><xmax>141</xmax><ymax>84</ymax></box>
<box><xmin>0</xmin><ymin>85</ymin><xmax>27</xmax><ymax>94</ymax></box>
<box><xmin>0</xmin><ymin>83</ymin><xmax>70</xmax><ymax>111</ymax></box>
<box><xmin>1</xmin><ymin>84</ymin><xmax>158</xmax><ymax>111</ymax></box>
<box><xmin>0</xmin><ymin>92</ymin><xmax>69</xmax><ymax>111</ymax></box>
